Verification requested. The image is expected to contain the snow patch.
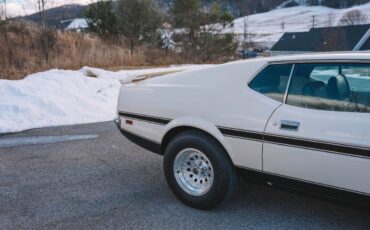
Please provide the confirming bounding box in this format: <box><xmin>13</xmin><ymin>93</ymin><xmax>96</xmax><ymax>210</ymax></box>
<box><xmin>0</xmin><ymin>135</ymin><xmax>99</xmax><ymax>148</ymax></box>
<box><xmin>229</xmin><ymin>3</ymin><xmax>370</xmax><ymax>47</ymax></box>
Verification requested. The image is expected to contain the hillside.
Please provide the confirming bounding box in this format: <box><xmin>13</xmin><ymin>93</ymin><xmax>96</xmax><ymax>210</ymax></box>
<box><xmin>156</xmin><ymin>0</ymin><xmax>370</xmax><ymax>16</ymax></box>
<box><xmin>227</xmin><ymin>3</ymin><xmax>370</xmax><ymax>47</ymax></box>
<box><xmin>17</xmin><ymin>0</ymin><xmax>370</xmax><ymax>26</ymax></box>
<box><xmin>20</xmin><ymin>4</ymin><xmax>87</xmax><ymax>27</ymax></box>
<box><xmin>12</xmin><ymin>1</ymin><xmax>370</xmax><ymax>49</ymax></box>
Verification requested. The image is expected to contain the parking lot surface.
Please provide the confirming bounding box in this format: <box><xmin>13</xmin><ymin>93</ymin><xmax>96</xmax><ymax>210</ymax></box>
<box><xmin>0</xmin><ymin>122</ymin><xmax>369</xmax><ymax>229</ymax></box>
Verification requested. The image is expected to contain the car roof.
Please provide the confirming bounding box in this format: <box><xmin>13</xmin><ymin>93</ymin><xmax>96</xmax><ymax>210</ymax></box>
<box><xmin>262</xmin><ymin>52</ymin><xmax>370</xmax><ymax>63</ymax></box>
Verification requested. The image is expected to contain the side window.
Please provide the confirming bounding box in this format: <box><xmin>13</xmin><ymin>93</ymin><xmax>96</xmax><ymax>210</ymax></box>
<box><xmin>286</xmin><ymin>63</ymin><xmax>370</xmax><ymax>113</ymax></box>
<box><xmin>249</xmin><ymin>64</ymin><xmax>293</xmax><ymax>103</ymax></box>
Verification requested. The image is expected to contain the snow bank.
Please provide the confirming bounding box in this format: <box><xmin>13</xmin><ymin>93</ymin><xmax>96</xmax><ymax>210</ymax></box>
<box><xmin>0</xmin><ymin>69</ymin><xmax>121</xmax><ymax>133</ymax></box>
<box><xmin>0</xmin><ymin>65</ymin><xmax>212</xmax><ymax>134</ymax></box>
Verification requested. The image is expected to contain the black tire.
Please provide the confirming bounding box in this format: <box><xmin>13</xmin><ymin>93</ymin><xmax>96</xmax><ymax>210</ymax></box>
<box><xmin>163</xmin><ymin>130</ymin><xmax>238</xmax><ymax>210</ymax></box>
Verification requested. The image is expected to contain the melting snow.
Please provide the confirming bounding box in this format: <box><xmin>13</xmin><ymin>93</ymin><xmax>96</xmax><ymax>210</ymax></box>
<box><xmin>0</xmin><ymin>135</ymin><xmax>99</xmax><ymax>148</ymax></box>
<box><xmin>0</xmin><ymin>65</ymin><xmax>212</xmax><ymax>134</ymax></box>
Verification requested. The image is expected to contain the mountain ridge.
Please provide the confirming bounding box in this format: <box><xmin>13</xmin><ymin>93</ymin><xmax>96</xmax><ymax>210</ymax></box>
<box><xmin>19</xmin><ymin>0</ymin><xmax>370</xmax><ymax>27</ymax></box>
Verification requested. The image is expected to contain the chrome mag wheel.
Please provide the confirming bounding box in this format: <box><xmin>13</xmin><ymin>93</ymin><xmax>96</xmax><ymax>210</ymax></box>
<box><xmin>173</xmin><ymin>148</ymin><xmax>214</xmax><ymax>196</ymax></box>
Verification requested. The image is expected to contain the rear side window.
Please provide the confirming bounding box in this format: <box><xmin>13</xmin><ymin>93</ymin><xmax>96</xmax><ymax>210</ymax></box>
<box><xmin>249</xmin><ymin>64</ymin><xmax>293</xmax><ymax>102</ymax></box>
<box><xmin>286</xmin><ymin>63</ymin><xmax>370</xmax><ymax>113</ymax></box>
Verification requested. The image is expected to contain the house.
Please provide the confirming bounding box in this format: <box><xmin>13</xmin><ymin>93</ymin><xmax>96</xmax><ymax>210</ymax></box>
<box><xmin>59</xmin><ymin>18</ymin><xmax>89</xmax><ymax>32</ymax></box>
<box><xmin>270</xmin><ymin>24</ymin><xmax>370</xmax><ymax>55</ymax></box>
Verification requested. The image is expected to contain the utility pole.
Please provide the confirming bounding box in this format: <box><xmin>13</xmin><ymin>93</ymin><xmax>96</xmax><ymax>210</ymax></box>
<box><xmin>242</xmin><ymin>16</ymin><xmax>249</xmax><ymax>58</ymax></box>
<box><xmin>328</xmin><ymin>13</ymin><xmax>334</xmax><ymax>27</ymax></box>
<box><xmin>312</xmin><ymin>15</ymin><xmax>316</xmax><ymax>29</ymax></box>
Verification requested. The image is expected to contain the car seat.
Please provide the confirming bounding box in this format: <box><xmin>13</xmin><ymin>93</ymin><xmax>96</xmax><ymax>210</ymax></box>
<box><xmin>327</xmin><ymin>74</ymin><xmax>350</xmax><ymax>100</ymax></box>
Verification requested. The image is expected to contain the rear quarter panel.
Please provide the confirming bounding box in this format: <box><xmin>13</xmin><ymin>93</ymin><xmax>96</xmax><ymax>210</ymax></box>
<box><xmin>117</xmin><ymin>60</ymin><xmax>281</xmax><ymax>169</ymax></box>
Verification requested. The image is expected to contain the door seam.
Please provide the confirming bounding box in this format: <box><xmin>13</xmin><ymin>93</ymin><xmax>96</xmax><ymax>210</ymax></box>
<box><xmin>262</xmin><ymin>103</ymin><xmax>283</xmax><ymax>172</ymax></box>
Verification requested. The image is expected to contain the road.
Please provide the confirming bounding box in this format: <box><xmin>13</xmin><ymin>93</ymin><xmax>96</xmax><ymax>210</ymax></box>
<box><xmin>0</xmin><ymin>122</ymin><xmax>369</xmax><ymax>229</ymax></box>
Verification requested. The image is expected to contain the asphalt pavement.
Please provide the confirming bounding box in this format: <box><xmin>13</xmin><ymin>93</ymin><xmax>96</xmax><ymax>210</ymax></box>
<box><xmin>0</xmin><ymin>122</ymin><xmax>369</xmax><ymax>229</ymax></box>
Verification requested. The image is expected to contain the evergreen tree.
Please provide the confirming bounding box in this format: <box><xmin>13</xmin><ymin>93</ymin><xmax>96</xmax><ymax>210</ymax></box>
<box><xmin>116</xmin><ymin>0</ymin><xmax>161</xmax><ymax>56</ymax></box>
<box><xmin>172</xmin><ymin>0</ymin><xmax>200</xmax><ymax>34</ymax></box>
<box><xmin>171</xmin><ymin>0</ymin><xmax>236</xmax><ymax>62</ymax></box>
<box><xmin>85</xmin><ymin>0</ymin><xmax>117</xmax><ymax>35</ymax></box>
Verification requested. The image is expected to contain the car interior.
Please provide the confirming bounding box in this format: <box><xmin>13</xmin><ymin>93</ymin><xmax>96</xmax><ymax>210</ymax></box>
<box><xmin>249</xmin><ymin>63</ymin><xmax>370</xmax><ymax>113</ymax></box>
<box><xmin>249</xmin><ymin>64</ymin><xmax>291</xmax><ymax>102</ymax></box>
<box><xmin>287</xmin><ymin>64</ymin><xmax>370</xmax><ymax>113</ymax></box>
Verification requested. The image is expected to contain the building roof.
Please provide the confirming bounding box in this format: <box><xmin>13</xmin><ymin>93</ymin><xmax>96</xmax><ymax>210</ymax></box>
<box><xmin>59</xmin><ymin>20</ymin><xmax>72</xmax><ymax>30</ymax></box>
<box><xmin>59</xmin><ymin>18</ymin><xmax>89</xmax><ymax>31</ymax></box>
<box><xmin>271</xmin><ymin>24</ymin><xmax>370</xmax><ymax>52</ymax></box>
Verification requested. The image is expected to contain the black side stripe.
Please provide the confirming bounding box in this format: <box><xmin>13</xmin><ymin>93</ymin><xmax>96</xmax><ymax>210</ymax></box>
<box><xmin>264</xmin><ymin>134</ymin><xmax>370</xmax><ymax>159</ymax></box>
<box><xmin>218</xmin><ymin>127</ymin><xmax>263</xmax><ymax>141</ymax></box>
<box><xmin>219</xmin><ymin>127</ymin><xmax>370</xmax><ymax>159</ymax></box>
<box><xmin>117</xmin><ymin>113</ymin><xmax>370</xmax><ymax>159</ymax></box>
<box><xmin>119</xmin><ymin>112</ymin><xmax>171</xmax><ymax>125</ymax></box>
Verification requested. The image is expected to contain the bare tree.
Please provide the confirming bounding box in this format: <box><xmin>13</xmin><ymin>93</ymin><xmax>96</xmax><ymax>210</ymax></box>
<box><xmin>242</xmin><ymin>16</ymin><xmax>249</xmax><ymax>55</ymax></box>
<box><xmin>37</xmin><ymin>0</ymin><xmax>49</xmax><ymax>65</ymax></box>
<box><xmin>328</xmin><ymin>13</ymin><xmax>335</xmax><ymax>27</ymax></box>
<box><xmin>0</xmin><ymin>0</ymin><xmax>13</xmax><ymax>65</ymax></box>
<box><xmin>0</xmin><ymin>0</ymin><xmax>4</xmax><ymax>20</ymax></box>
<box><xmin>339</xmin><ymin>10</ymin><xmax>368</xmax><ymax>26</ymax></box>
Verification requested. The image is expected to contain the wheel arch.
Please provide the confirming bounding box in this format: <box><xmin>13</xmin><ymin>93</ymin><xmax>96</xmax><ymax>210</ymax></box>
<box><xmin>160</xmin><ymin>118</ymin><xmax>233</xmax><ymax>164</ymax></box>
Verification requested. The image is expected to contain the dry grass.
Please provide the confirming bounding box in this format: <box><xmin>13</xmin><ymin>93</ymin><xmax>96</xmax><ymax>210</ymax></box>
<box><xmin>0</xmin><ymin>20</ymin><xmax>186</xmax><ymax>80</ymax></box>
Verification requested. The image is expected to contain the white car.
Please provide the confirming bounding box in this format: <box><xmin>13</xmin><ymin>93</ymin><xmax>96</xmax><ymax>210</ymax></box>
<box><xmin>116</xmin><ymin>53</ymin><xmax>370</xmax><ymax>210</ymax></box>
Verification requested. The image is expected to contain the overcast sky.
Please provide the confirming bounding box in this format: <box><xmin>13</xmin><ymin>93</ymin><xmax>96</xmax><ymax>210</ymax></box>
<box><xmin>2</xmin><ymin>0</ymin><xmax>91</xmax><ymax>17</ymax></box>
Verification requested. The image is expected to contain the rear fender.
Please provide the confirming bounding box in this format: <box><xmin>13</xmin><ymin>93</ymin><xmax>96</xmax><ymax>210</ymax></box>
<box><xmin>162</xmin><ymin>116</ymin><xmax>233</xmax><ymax>163</ymax></box>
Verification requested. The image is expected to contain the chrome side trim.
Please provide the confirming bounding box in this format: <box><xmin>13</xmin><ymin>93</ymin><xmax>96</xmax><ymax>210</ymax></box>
<box><xmin>269</xmin><ymin>59</ymin><xmax>370</xmax><ymax>65</ymax></box>
<box><xmin>283</xmin><ymin>64</ymin><xmax>295</xmax><ymax>104</ymax></box>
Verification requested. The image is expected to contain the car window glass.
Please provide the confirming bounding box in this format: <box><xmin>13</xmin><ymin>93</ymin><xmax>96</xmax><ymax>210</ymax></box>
<box><xmin>311</xmin><ymin>65</ymin><xmax>339</xmax><ymax>83</ymax></box>
<box><xmin>286</xmin><ymin>63</ymin><xmax>370</xmax><ymax>113</ymax></box>
<box><xmin>249</xmin><ymin>64</ymin><xmax>293</xmax><ymax>103</ymax></box>
<box><xmin>342</xmin><ymin>64</ymin><xmax>370</xmax><ymax>92</ymax></box>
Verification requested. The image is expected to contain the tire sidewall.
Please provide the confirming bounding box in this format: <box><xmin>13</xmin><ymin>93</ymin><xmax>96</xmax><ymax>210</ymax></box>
<box><xmin>163</xmin><ymin>131</ymin><xmax>234</xmax><ymax>209</ymax></box>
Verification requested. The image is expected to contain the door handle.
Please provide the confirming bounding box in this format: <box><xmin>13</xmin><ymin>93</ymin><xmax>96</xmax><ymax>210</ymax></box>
<box><xmin>279</xmin><ymin>120</ymin><xmax>300</xmax><ymax>131</ymax></box>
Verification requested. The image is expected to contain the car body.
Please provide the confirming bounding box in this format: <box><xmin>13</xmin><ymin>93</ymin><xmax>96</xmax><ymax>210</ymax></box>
<box><xmin>116</xmin><ymin>52</ymin><xmax>370</xmax><ymax>209</ymax></box>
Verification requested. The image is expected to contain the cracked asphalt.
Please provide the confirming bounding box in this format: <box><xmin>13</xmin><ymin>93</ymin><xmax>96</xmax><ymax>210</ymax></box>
<box><xmin>0</xmin><ymin>122</ymin><xmax>369</xmax><ymax>229</ymax></box>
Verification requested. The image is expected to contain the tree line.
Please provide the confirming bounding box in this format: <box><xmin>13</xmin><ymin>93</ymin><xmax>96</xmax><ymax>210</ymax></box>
<box><xmin>85</xmin><ymin>0</ymin><xmax>237</xmax><ymax>63</ymax></box>
<box><xmin>154</xmin><ymin>0</ymin><xmax>370</xmax><ymax>17</ymax></box>
<box><xmin>1</xmin><ymin>0</ymin><xmax>369</xmax><ymax>71</ymax></box>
